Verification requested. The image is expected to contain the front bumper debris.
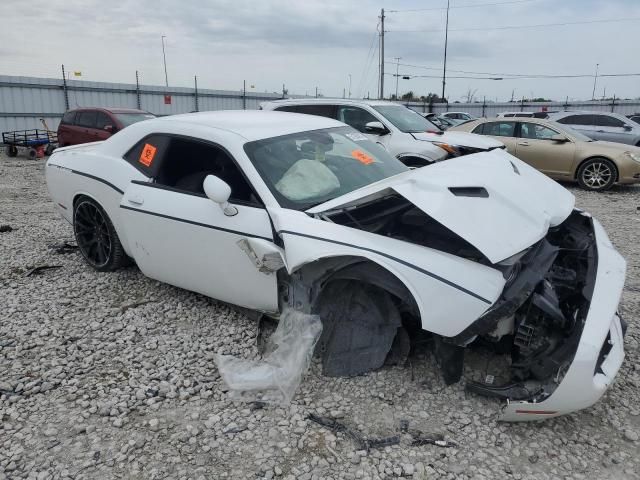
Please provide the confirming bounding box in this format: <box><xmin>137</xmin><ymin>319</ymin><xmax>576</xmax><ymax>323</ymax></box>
<box><xmin>499</xmin><ymin>218</ymin><xmax>626</xmax><ymax>421</ymax></box>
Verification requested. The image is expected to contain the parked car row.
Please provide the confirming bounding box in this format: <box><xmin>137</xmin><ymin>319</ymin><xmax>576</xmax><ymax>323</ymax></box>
<box><xmin>451</xmin><ymin>117</ymin><xmax>640</xmax><ymax>191</ymax></box>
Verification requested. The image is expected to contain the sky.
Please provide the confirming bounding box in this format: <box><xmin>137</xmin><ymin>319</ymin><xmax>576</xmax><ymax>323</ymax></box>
<box><xmin>1</xmin><ymin>0</ymin><xmax>639</xmax><ymax>102</ymax></box>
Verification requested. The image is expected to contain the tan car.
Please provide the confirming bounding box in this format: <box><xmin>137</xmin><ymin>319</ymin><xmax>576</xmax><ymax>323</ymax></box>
<box><xmin>451</xmin><ymin>117</ymin><xmax>640</xmax><ymax>191</ymax></box>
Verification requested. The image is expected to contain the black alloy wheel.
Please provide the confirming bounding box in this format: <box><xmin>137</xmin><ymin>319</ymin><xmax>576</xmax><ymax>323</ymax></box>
<box><xmin>73</xmin><ymin>198</ymin><xmax>125</xmax><ymax>271</ymax></box>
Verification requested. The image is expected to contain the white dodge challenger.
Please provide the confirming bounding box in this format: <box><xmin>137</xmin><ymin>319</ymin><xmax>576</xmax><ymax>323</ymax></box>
<box><xmin>45</xmin><ymin>111</ymin><xmax>627</xmax><ymax>420</ymax></box>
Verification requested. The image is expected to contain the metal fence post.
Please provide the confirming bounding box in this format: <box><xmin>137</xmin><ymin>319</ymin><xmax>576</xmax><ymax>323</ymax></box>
<box><xmin>135</xmin><ymin>71</ymin><xmax>141</xmax><ymax>110</ymax></box>
<box><xmin>482</xmin><ymin>96</ymin><xmax>486</xmax><ymax>117</ymax></box>
<box><xmin>243</xmin><ymin>80</ymin><xmax>246</xmax><ymax>110</ymax></box>
<box><xmin>61</xmin><ymin>64</ymin><xmax>70</xmax><ymax>111</ymax></box>
<box><xmin>611</xmin><ymin>94</ymin><xmax>616</xmax><ymax>113</ymax></box>
<box><xmin>194</xmin><ymin>75</ymin><xmax>199</xmax><ymax>112</ymax></box>
<box><xmin>520</xmin><ymin>97</ymin><xmax>524</xmax><ymax>112</ymax></box>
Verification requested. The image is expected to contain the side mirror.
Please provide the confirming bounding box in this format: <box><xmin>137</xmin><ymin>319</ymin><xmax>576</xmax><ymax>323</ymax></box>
<box><xmin>623</xmin><ymin>125</ymin><xmax>633</xmax><ymax>131</ymax></box>
<box><xmin>203</xmin><ymin>175</ymin><xmax>237</xmax><ymax>216</ymax></box>
<box><xmin>104</xmin><ymin>125</ymin><xmax>114</xmax><ymax>133</ymax></box>
<box><xmin>364</xmin><ymin>121</ymin><xmax>389</xmax><ymax>135</ymax></box>
<box><xmin>551</xmin><ymin>134</ymin><xmax>569</xmax><ymax>142</ymax></box>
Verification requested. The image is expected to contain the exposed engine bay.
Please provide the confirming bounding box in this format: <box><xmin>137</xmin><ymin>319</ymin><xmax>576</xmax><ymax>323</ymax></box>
<box><xmin>315</xmin><ymin>195</ymin><xmax>598</xmax><ymax>405</ymax></box>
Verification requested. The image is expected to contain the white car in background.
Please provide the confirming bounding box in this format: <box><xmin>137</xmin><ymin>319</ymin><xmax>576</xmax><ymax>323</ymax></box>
<box><xmin>441</xmin><ymin>111</ymin><xmax>475</xmax><ymax>123</ymax></box>
<box><xmin>45</xmin><ymin>111</ymin><xmax>626</xmax><ymax>421</ymax></box>
<box><xmin>261</xmin><ymin>99</ymin><xmax>503</xmax><ymax>167</ymax></box>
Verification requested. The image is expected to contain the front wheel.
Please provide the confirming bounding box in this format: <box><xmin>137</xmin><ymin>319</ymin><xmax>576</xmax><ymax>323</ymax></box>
<box><xmin>73</xmin><ymin>197</ymin><xmax>126</xmax><ymax>271</ymax></box>
<box><xmin>6</xmin><ymin>145</ymin><xmax>18</xmax><ymax>157</ymax></box>
<box><xmin>577</xmin><ymin>158</ymin><xmax>617</xmax><ymax>191</ymax></box>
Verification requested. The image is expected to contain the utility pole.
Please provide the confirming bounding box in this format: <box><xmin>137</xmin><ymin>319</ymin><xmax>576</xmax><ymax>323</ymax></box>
<box><xmin>194</xmin><ymin>75</ymin><xmax>199</xmax><ymax>112</ymax></box>
<box><xmin>441</xmin><ymin>0</ymin><xmax>450</xmax><ymax>101</ymax></box>
<box><xmin>161</xmin><ymin>35</ymin><xmax>169</xmax><ymax>87</ymax></box>
<box><xmin>591</xmin><ymin>63</ymin><xmax>599</xmax><ymax>100</ymax></box>
<box><xmin>315</xmin><ymin>86</ymin><xmax>318</xmax><ymax>98</ymax></box>
<box><xmin>394</xmin><ymin>57</ymin><xmax>402</xmax><ymax>100</ymax></box>
<box><xmin>348</xmin><ymin>73</ymin><xmax>352</xmax><ymax>98</ymax></box>
<box><xmin>380</xmin><ymin>8</ymin><xmax>385</xmax><ymax>99</ymax></box>
<box><xmin>135</xmin><ymin>70</ymin><xmax>141</xmax><ymax>109</ymax></box>
<box><xmin>61</xmin><ymin>64</ymin><xmax>69</xmax><ymax>111</ymax></box>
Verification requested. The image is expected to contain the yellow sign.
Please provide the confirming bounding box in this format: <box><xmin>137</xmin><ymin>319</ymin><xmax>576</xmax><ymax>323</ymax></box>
<box><xmin>73</xmin><ymin>71</ymin><xmax>82</xmax><ymax>77</ymax></box>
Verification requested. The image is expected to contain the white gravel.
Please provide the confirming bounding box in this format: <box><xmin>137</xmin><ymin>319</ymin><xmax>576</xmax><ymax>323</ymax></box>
<box><xmin>1</xmin><ymin>151</ymin><xmax>639</xmax><ymax>480</ymax></box>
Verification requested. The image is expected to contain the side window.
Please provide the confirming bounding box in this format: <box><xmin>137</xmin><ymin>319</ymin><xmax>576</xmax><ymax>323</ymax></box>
<box><xmin>482</xmin><ymin>122</ymin><xmax>516</xmax><ymax>137</ymax></box>
<box><xmin>594</xmin><ymin>115</ymin><xmax>624</xmax><ymax>128</ymax></box>
<box><xmin>95</xmin><ymin>112</ymin><xmax>112</xmax><ymax>129</ymax></box>
<box><xmin>557</xmin><ymin>115</ymin><xmax>590</xmax><ymax>126</ymax></box>
<box><xmin>61</xmin><ymin>111</ymin><xmax>76</xmax><ymax>125</ymax></box>
<box><xmin>157</xmin><ymin>137</ymin><xmax>261</xmax><ymax>205</ymax></box>
<box><xmin>472</xmin><ymin>124</ymin><xmax>484</xmax><ymax>134</ymax></box>
<box><xmin>336</xmin><ymin>106</ymin><xmax>379</xmax><ymax>133</ymax></box>
<box><xmin>521</xmin><ymin>123</ymin><xmax>558</xmax><ymax>140</ymax></box>
<box><xmin>124</xmin><ymin>134</ymin><xmax>172</xmax><ymax>178</ymax></box>
<box><xmin>275</xmin><ymin>106</ymin><xmax>302</xmax><ymax>113</ymax></box>
<box><xmin>276</xmin><ymin>104</ymin><xmax>337</xmax><ymax>119</ymax></box>
<box><xmin>503</xmin><ymin>114</ymin><xmax>514</xmax><ymax>118</ymax></box>
<box><xmin>76</xmin><ymin>111</ymin><xmax>97</xmax><ymax>128</ymax></box>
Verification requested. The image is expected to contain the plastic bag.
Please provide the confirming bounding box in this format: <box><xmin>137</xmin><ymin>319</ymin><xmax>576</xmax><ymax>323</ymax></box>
<box><xmin>215</xmin><ymin>309</ymin><xmax>323</xmax><ymax>405</ymax></box>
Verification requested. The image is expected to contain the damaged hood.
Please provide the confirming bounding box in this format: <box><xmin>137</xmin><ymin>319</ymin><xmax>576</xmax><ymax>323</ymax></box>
<box><xmin>412</xmin><ymin>131</ymin><xmax>504</xmax><ymax>150</ymax></box>
<box><xmin>307</xmin><ymin>150</ymin><xmax>575</xmax><ymax>264</ymax></box>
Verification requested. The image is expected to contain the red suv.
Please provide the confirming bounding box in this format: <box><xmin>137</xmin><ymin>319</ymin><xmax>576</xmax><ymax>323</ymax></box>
<box><xmin>57</xmin><ymin>108</ymin><xmax>155</xmax><ymax>146</ymax></box>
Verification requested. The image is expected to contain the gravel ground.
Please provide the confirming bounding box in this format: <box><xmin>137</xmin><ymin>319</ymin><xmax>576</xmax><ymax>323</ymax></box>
<box><xmin>1</xmin><ymin>151</ymin><xmax>639</xmax><ymax>480</ymax></box>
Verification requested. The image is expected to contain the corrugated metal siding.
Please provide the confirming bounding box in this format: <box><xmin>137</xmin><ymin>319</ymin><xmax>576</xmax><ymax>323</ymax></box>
<box><xmin>0</xmin><ymin>74</ymin><xmax>285</xmax><ymax>133</ymax></box>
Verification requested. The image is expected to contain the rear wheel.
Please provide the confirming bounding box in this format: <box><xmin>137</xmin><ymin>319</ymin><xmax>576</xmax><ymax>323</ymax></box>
<box><xmin>6</xmin><ymin>145</ymin><xmax>18</xmax><ymax>157</ymax></box>
<box><xmin>577</xmin><ymin>158</ymin><xmax>617</xmax><ymax>191</ymax></box>
<box><xmin>73</xmin><ymin>197</ymin><xmax>126</xmax><ymax>271</ymax></box>
<box><xmin>315</xmin><ymin>281</ymin><xmax>401</xmax><ymax>377</ymax></box>
<box><xmin>45</xmin><ymin>144</ymin><xmax>56</xmax><ymax>156</ymax></box>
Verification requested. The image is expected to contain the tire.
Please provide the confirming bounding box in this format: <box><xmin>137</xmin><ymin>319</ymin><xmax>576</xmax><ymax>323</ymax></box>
<box><xmin>6</xmin><ymin>145</ymin><xmax>18</xmax><ymax>157</ymax></box>
<box><xmin>577</xmin><ymin>158</ymin><xmax>617</xmax><ymax>191</ymax></box>
<box><xmin>73</xmin><ymin>197</ymin><xmax>126</xmax><ymax>271</ymax></box>
<box><xmin>27</xmin><ymin>148</ymin><xmax>37</xmax><ymax>160</ymax></box>
<box><xmin>45</xmin><ymin>144</ymin><xmax>55</xmax><ymax>156</ymax></box>
<box><xmin>315</xmin><ymin>280</ymin><xmax>401</xmax><ymax>377</ymax></box>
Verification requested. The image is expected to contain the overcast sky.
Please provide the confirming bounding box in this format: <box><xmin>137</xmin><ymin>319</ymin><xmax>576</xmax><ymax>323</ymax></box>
<box><xmin>1</xmin><ymin>0</ymin><xmax>639</xmax><ymax>102</ymax></box>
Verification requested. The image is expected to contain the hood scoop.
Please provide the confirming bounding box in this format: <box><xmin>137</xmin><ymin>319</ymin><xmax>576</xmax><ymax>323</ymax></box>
<box><xmin>448</xmin><ymin>187</ymin><xmax>489</xmax><ymax>198</ymax></box>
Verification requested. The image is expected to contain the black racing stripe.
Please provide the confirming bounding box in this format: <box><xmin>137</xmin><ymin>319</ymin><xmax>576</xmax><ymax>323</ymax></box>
<box><xmin>71</xmin><ymin>170</ymin><xmax>124</xmax><ymax>194</ymax></box>
<box><xmin>120</xmin><ymin>205</ymin><xmax>273</xmax><ymax>242</ymax></box>
<box><xmin>48</xmin><ymin>164</ymin><xmax>125</xmax><ymax>195</ymax></box>
<box><xmin>278</xmin><ymin>229</ymin><xmax>492</xmax><ymax>304</ymax></box>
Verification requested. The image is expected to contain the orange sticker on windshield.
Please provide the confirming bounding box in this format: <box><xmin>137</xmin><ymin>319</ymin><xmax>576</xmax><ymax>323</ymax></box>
<box><xmin>139</xmin><ymin>143</ymin><xmax>157</xmax><ymax>167</ymax></box>
<box><xmin>351</xmin><ymin>149</ymin><xmax>374</xmax><ymax>165</ymax></box>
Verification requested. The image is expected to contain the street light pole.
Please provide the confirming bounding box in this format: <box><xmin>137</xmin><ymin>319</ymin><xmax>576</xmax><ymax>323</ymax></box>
<box><xmin>394</xmin><ymin>57</ymin><xmax>402</xmax><ymax>100</ymax></box>
<box><xmin>441</xmin><ymin>0</ymin><xmax>450</xmax><ymax>101</ymax></box>
<box><xmin>161</xmin><ymin>35</ymin><xmax>169</xmax><ymax>87</ymax></box>
<box><xmin>591</xmin><ymin>63</ymin><xmax>599</xmax><ymax>101</ymax></box>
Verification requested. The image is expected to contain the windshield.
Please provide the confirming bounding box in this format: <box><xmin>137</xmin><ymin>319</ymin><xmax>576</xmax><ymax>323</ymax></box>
<box><xmin>373</xmin><ymin>105</ymin><xmax>439</xmax><ymax>133</ymax></box>
<box><xmin>549</xmin><ymin>121</ymin><xmax>593</xmax><ymax>142</ymax></box>
<box><xmin>244</xmin><ymin>126</ymin><xmax>408</xmax><ymax>210</ymax></box>
<box><xmin>114</xmin><ymin>113</ymin><xmax>156</xmax><ymax>127</ymax></box>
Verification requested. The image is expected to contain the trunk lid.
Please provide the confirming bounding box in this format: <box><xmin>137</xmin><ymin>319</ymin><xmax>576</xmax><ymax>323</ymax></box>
<box><xmin>307</xmin><ymin>150</ymin><xmax>575</xmax><ymax>264</ymax></box>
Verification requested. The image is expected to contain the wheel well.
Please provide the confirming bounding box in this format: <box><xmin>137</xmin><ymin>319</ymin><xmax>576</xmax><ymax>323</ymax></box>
<box><xmin>283</xmin><ymin>256</ymin><xmax>420</xmax><ymax>319</ymax></box>
<box><xmin>574</xmin><ymin>156</ymin><xmax>619</xmax><ymax>181</ymax></box>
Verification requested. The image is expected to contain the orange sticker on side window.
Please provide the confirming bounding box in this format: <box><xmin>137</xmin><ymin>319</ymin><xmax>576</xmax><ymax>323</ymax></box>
<box><xmin>139</xmin><ymin>143</ymin><xmax>157</xmax><ymax>167</ymax></box>
<box><xmin>351</xmin><ymin>149</ymin><xmax>374</xmax><ymax>165</ymax></box>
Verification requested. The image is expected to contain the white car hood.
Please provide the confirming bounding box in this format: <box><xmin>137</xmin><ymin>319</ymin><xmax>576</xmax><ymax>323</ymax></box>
<box><xmin>307</xmin><ymin>150</ymin><xmax>575</xmax><ymax>264</ymax></box>
<box><xmin>413</xmin><ymin>131</ymin><xmax>504</xmax><ymax>150</ymax></box>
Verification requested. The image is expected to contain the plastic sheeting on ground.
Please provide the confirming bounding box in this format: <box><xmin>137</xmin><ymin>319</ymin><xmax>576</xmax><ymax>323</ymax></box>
<box><xmin>215</xmin><ymin>309</ymin><xmax>323</xmax><ymax>405</ymax></box>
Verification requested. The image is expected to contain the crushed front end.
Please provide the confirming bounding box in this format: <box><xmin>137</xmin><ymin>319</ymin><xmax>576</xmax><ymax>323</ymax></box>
<box><xmin>455</xmin><ymin>210</ymin><xmax>626</xmax><ymax>420</ymax></box>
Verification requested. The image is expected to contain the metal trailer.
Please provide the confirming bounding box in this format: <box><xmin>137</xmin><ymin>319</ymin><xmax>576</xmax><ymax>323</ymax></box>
<box><xmin>2</xmin><ymin>129</ymin><xmax>58</xmax><ymax>159</ymax></box>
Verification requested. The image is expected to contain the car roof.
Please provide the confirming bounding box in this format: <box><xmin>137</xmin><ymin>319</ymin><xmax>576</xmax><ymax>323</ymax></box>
<box><xmin>153</xmin><ymin>110</ymin><xmax>346</xmax><ymax>141</ymax></box>
<box><xmin>68</xmin><ymin>107</ymin><xmax>150</xmax><ymax>114</ymax></box>
<box><xmin>261</xmin><ymin>98</ymin><xmax>401</xmax><ymax>108</ymax></box>
<box><xmin>548</xmin><ymin>110</ymin><xmax>627</xmax><ymax>118</ymax></box>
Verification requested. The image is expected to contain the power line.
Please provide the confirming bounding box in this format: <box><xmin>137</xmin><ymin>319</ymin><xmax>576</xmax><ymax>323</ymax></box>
<box><xmin>386</xmin><ymin>72</ymin><xmax>640</xmax><ymax>80</ymax></box>
<box><xmin>356</xmin><ymin>25</ymin><xmax>379</xmax><ymax>98</ymax></box>
<box><xmin>389</xmin><ymin>16</ymin><xmax>640</xmax><ymax>33</ymax></box>
<box><xmin>388</xmin><ymin>0</ymin><xmax>538</xmax><ymax>13</ymax></box>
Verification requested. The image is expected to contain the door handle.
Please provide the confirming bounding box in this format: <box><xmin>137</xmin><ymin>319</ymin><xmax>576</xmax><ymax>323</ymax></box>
<box><xmin>128</xmin><ymin>195</ymin><xmax>144</xmax><ymax>206</ymax></box>
<box><xmin>517</xmin><ymin>142</ymin><xmax>529</xmax><ymax>146</ymax></box>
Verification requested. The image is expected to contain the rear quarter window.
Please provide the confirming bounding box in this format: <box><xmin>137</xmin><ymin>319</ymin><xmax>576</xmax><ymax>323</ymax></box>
<box><xmin>123</xmin><ymin>134</ymin><xmax>171</xmax><ymax>177</ymax></box>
